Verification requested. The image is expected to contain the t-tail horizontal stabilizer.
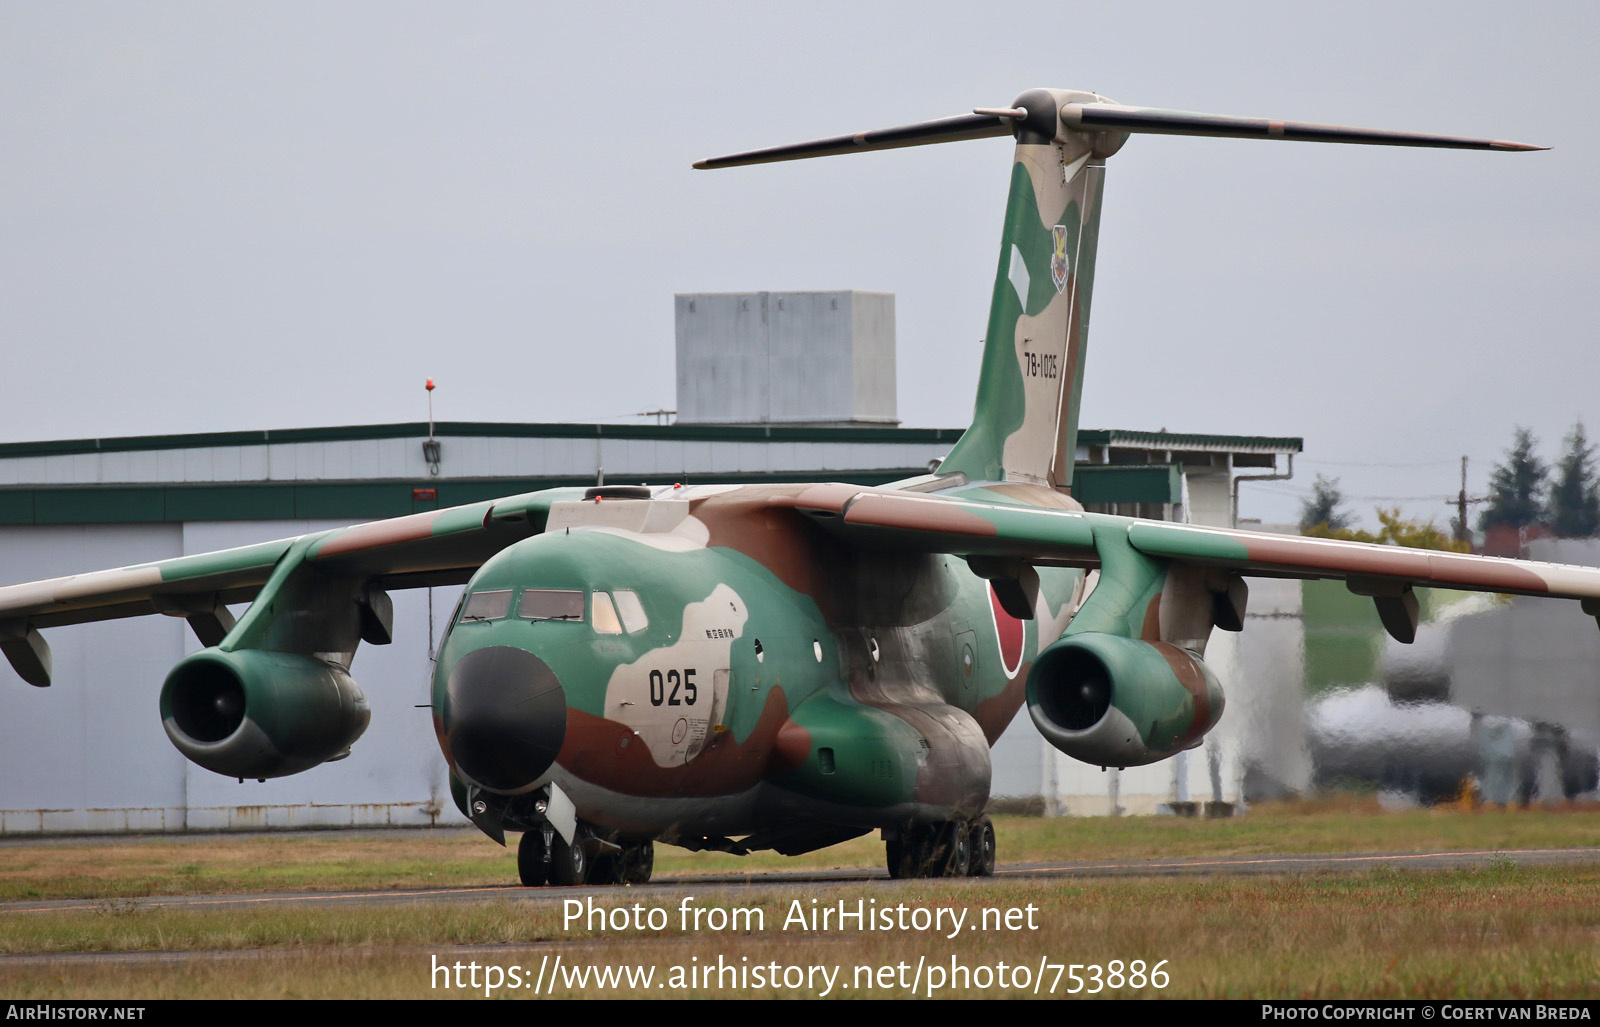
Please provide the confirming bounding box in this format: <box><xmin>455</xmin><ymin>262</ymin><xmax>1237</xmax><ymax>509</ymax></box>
<box><xmin>695</xmin><ymin>90</ymin><xmax>1544</xmax><ymax>493</ymax></box>
<box><xmin>693</xmin><ymin>89</ymin><xmax>1547</xmax><ymax>168</ymax></box>
<box><xmin>1056</xmin><ymin>102</ymin><xmax>1548</xmax><ymax>151</ymax></box>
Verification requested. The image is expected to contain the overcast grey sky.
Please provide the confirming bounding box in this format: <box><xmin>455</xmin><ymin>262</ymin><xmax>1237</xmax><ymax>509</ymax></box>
<box><xmin>2</xmin><ymin>1</ymin><xmax>1595</xmax><ymax>529</ymax></box>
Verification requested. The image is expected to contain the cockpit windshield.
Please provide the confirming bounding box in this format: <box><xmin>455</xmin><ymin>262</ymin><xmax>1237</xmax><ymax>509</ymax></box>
<box><xmin>612</xmin><ymin>589</ymin><xmax>648</xmax><ymax>633</ymax></box>
<box><xmin>591</xmin><ymin>591</ymin><xmax>623</xmax><ymax>634</ymax></box>
<box><xmin>459</xmin><ymin>589</ymin><xmax>513</xmax><ymax>622</ymax></box>
<box><xmin>518</xmin><ymin>589</ymin><xmax>586</xmax><ymax>622</ymax></box>
<box><xmin>590</xmin><ymin>589</ymin><xmax>650</xmax><ymax>634</ymax></box>
<box><xmin>457</xmin><ymin>588</ymin><xmax>636</xmax><ymax>628</ymax></box>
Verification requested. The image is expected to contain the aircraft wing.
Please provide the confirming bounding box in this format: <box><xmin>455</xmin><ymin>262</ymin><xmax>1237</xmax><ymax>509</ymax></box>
<box><xmin>779</xmin><ymin>484</ymin><xmax>1600</xmax><ymax>625</ymax></box>
<box><xmin>774</xmin><ymin>483</ymin><xmax>1102</xmax><ymax>563</ymax></box>
<box><xmin>0</xmin><ymin>489</ymin><xmax>571</xmax><ymax>684</ymax></box>
<box><xmin>1112</xmin><ymin>519</ymin><xmax>1600</xmax><ymax>599</ymax></box>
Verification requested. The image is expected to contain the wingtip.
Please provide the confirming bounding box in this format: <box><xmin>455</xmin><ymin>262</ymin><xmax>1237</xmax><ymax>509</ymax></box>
<box><xmin>691</xmin><ymin>159</ymin><xmax>710</xmax><ymax>169</ymax></box>
<box><xmin>1492</xmin><ymin>140</ymin><xmax>1551</xmax><ymax>152</ymax></box>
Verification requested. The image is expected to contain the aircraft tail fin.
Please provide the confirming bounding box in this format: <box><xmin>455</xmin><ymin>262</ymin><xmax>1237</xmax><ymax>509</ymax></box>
<box><xmin>939</xmin><ymin>91</ymin><xmax>1115</xmax><ymax>488</ymax></box>
<box><xmin>697</xmin><ymin>92</ymin><xmax>1545</xmax><ymax>491</ymax></box>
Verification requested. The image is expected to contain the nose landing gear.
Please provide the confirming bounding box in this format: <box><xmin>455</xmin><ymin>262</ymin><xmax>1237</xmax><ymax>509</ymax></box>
<box><xmin>516</xmin><ymin>822</ymin><xmax>556</xmax><ymax>886</ymax></box>
<box><xmin>516</xmin><ymin>820</ymin><xmax>654</xmax><ymax>887</ymax></box>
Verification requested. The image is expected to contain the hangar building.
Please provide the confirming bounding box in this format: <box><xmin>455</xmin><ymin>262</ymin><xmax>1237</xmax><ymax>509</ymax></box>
<box><xmin>0</xmin><ymin>292</ymin><xmax>1300</xmax><ymax>833</ymax></box>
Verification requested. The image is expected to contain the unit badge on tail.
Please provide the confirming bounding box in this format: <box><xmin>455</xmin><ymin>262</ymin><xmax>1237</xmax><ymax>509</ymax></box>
<box><xmin>1050</xmin><ymin>224</ymin><xmax>1070</xmax><ymax>292</ymax></box>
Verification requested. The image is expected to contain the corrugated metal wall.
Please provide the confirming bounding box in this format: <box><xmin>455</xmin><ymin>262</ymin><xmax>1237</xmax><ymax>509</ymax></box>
<box><xmin>0</xmin><ymin>519</ymin><xmax>464</xmax><ymax>833</ymax></box>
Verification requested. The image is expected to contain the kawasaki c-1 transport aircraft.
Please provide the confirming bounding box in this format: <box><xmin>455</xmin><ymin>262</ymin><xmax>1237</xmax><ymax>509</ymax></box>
<box><xmin>0</xmin><ymin>89</ymin><xmax>1587</xmax><ymax>886</ymax></box>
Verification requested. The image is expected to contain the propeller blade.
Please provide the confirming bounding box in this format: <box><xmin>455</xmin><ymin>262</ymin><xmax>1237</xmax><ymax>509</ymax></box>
<box><xmin>694</xmin><ymin>112</ymin><xmax>1012</xmax><ymax>169</ymax></box>
<box><xmin>1061</xmin><ymin>103</ymin><xmax>1548</xmax><ymax>151</ymax></box>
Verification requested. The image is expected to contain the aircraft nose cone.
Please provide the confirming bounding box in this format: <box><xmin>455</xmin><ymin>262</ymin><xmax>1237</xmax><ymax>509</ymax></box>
<box><xmin>443</xmin><ymin>646</ymin><xmax>567</xmax><ymax>793</ymax></box>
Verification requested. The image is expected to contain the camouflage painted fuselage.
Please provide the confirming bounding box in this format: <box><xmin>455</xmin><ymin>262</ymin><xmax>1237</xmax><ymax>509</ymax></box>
<box><xmin>433</xmin><ymin>482</ymin><xmax>1084</xmax><ymax>847</ymax></box>
<box><xmin>434</xmin><ymin>94</ymin><xmax>1134</xmax><ymax>848</ymax></box>
<box><xmin>0</xmin><ymin>84</ymin><xmax>1563</xmax><ymax>877</ymax></box>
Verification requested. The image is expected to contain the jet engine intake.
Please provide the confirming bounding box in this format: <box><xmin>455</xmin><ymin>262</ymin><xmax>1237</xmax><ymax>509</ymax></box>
<box><xmin>1026</xmin><ymin>632</ymin><xmax>1224</xmax><ymax>768</ymax></box>
<box><xmin>160</xmin><ymin>648</ymin><xmax>371</xmax><ymax>779</ymax></box>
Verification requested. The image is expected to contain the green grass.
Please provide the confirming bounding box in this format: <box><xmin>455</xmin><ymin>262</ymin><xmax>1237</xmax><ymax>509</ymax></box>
<box><xmin>4</xmin><ymin>802</ymin><xmax>1598</xmax><ymax>999</ymax></box>
<box><xmin>3</xmin><ymin>866</ymin><xmax>1597</xmax><ymax>998</ymax></box>
<box><xmin>3</xmin><ymin>800</ymin><xmax>1597</xmax><ymax>901</ymax></box>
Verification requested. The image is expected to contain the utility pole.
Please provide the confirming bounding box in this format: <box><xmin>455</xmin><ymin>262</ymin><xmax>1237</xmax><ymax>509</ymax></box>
<box><xmin>1457</xmin><ymin>455</ymin><xmax>1469</xmax><ymax>544</ymax></box>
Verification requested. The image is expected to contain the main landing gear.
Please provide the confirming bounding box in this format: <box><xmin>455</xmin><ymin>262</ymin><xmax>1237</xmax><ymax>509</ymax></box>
<box><xmin>517</xmin><ymin>822</ymin><xmax>654</xmax><ymax>887</ymax></box>
<box><xmin>885</xmin><ymin>815</ymin><xmax>996</xmax><ymax>879</ymax></box>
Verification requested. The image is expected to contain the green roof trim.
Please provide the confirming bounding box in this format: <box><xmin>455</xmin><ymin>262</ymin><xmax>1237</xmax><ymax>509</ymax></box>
<box><xmin>1072</xmin><ymin>464</ymin><xmax>1184</xmax><ymax>505</ymax></box>
<box><xmin>0</xmin><ymin>464</ymin><xmax>1204</xmax><ymax>526</ymax></box>
<box><xmin>1078</xmin><ymin>429</ymin><xmax>1302</xmax><ymax>453</ymax></box>
<box><xmin>0</xmin><ymin>470</ymin><xmax>923</xmax><ymax>525</ymax></box>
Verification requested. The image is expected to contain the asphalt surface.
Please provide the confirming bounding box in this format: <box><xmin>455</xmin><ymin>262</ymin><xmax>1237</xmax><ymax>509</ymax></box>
<box><xmin>6</xmin><ymin>844</ymin><xmax>1598</xmax><ymax>917</ymax></box>
<box><xmin>6</xmin><ymin>845</ymin><xmax>1597</xmax><ymax>968</ymax></box>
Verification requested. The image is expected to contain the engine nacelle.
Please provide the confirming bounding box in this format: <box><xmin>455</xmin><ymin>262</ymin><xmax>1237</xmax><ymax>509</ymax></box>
<box><xmin>1026</xmin><ymin>632</ymin><xmax>1224</xmax><ymax>768</ymax></box>
<box><xmin>159</xmin><ymin>648</ymin><xmax>371</xmax><ymax>779</ymax></box>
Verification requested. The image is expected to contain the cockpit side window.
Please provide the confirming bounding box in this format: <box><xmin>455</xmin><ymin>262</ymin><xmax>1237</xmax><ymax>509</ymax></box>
<box><xmin>591</xmin><ymin>591</ymin><xmax>623</xmax><ymax>635</ymax></box>
<box><xmin>518</xmin><ymin>589</ymin><xmax>586</xmax><ymax>622</ymax></box>
<box><xmin>613</xmin><ymin>589</ymin><xmax>649</xmax><ymax>634</ymax></box>
<box><xmin>460</xmin><ymin>589</ymin><xmax>513</xmax><ymax>622</ymax></box>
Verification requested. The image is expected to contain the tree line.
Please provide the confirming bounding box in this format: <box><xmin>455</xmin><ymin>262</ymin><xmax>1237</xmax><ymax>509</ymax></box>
<box><xmin>1299</xmin><ymin>423</ymin><xmax>1599</xmax><ymax>544</ymax></box>
<box><xmin>1478</xmin><ymin>424</ymin><xmax>1599</xmax><ymax>537</ymax></box>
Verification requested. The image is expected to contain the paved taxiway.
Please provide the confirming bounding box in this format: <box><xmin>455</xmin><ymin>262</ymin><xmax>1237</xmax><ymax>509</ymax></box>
<box><xmin>7</xmin><ymin>846</ymin><xmax>1597</xmax><ymax>969</ymax></box>
<box><xmin>7</xmin><ymin>845</ymin><xmax>1599</xmax><ymax>917</ymax></box>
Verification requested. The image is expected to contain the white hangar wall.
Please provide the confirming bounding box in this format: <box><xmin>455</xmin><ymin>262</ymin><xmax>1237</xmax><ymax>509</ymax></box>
<box><xmin>0</xmin><ymin>421</ymin><xmax>957</xmax><ymax>835</ymax></box>
<box><xmin>0</xmin><ymin>291</ymin><xmax>1306</xmax><ymax>834</ymax></box>
<box><xmin>0</xmin><ymin>422</ymin><xmax>1299</xmax><ymax>834</ymax></box>
<box><xmin>0</xmin><ymin>519</ymin><xmax>463</xmax><ymax>834</ymax></box>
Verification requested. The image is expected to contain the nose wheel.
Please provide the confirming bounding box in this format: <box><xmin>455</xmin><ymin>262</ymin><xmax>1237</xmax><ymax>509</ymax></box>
<box><xmin>549</xmin><ymin>826</ymin><xmax>589</xmax><ymax>886</ymax></box>
<box><xmin>517</xmin><ymin>823</ymin><xmax>653</xmax><ymax>887</ymax></box>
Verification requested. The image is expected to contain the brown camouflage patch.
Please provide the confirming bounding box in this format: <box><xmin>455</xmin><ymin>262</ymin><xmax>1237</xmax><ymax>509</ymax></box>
<box><xmin>772</xmin><ymin>717</ymin><xmax>812</xmax><ymax>771</ymax></box>
<box><xmin>843</xmin><ymin>494</ymin><xmax>1000</xmax><ymax>536</ymax></box>
<box><xmin>1423</xmin><ymin>551</ymin><xmax>1551</xmax><ymax>593</ymax></box>
<box><xmin>317</xmin><ymin>510</ymin><xmax>453</xmax><ymax>557</ymax></box>
<box><xmin>980</xmin><ymin>482</ymin><xmax>1084</xmax><ymax>510</ymax></box>
<box><xmin>1140</xmin><ymin>592</ymin><xmax>1162</xmax><ymax>641</ymax></box>
<box><xmin>694</xmin><ymin>487</ymin><xmax>852</xmax><ymax>620</ymax></box>
<box><xmin>776</xmin><ymin>482</ymin><xmax>864</xmax><ymax>515</ymax></box>
<box><xmin>1152</xmin><ymin>641</ymin><xmax>1213</xmax><ymax>747</ymax></box>
<box><xmin>556</xmin><ymin>687</ymin><xmax>793</xmax><ymax>798</ymax></box>
<box><xmin>972</xmin><ymin>663</ymin><xmax>1029</xmax><ymax>745</ymax></box>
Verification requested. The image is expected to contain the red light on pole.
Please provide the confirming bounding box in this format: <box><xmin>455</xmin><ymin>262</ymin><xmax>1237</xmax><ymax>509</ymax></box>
<box><xmin>423</xmin><ymin>379</ymin><xmax>438</xmax><ymax>477</ymax></box>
